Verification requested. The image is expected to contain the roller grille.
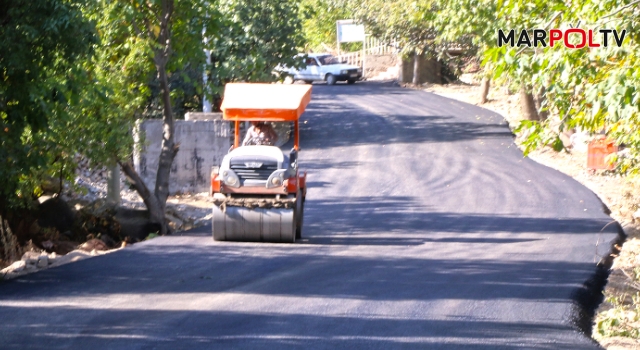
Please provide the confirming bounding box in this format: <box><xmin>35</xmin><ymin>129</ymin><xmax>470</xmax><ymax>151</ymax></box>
<box><xmin>230</xmin><ymin>159</ymin><xmax>278</xmax><ymax>182</ymax></box>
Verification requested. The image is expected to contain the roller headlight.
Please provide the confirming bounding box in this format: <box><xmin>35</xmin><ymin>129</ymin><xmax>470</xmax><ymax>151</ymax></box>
<box><xmin>220</xmin><ymin>169</ymin><xmax>240</xmax><ymax>187</ymax></box>
<box><xmin>341</xmin><ymin>70</ymin><xmax>348</xmax><ymax>74</ymax></box>
<box><xmin>266</xmin><ymin>170</ymin><xmax>287</xmax><ymax>188</ymax></box>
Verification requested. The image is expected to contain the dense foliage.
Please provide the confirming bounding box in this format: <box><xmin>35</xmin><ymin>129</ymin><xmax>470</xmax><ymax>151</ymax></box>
<box><xmin>345</xmin><ymin>0</ymin><xmax>438</xmax><ymax>57</ymax></box>
<box><xmin>0</xmin><ymin>0</ymin><xmax>96</xmax><ymax>212</ymax></box>
<box><xmin>0</xmin><ymin>0</ymin><xmax>307</xmax><ymax>239</ymax></box>
<box><xmin>299</xmin><ymin>0</ymin><xmax>354</xmax><ymax>53</ymax></box>
<box><xmin>208</xmin><ymin>0</ymin><xmax>305</xmax><ymax>100</ymax></box>
<box><xmin>430</xmin><ymin>0</ymin><xmax>640</xmax><ymax>172</ymax></box>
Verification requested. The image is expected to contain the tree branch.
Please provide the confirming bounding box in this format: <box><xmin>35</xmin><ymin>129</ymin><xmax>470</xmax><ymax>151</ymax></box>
<box><xmin>544</xmin><ymin>11</ymin><xmax>563</xmax><ymax>30</ymax></box>
<box><xmin>128</xmin><ymin>0</ymin><xmax>144</xmax><ymax>34</ymax></box>
<box><xmin>118</xmin><ymin>159</ymin><xmax>170</xmax><ymax>235</ymax></box>
<box><xmin>620</xmin><ymin>268</ymin><xmax>640</xmax><ymax>291</ymax></box>
<box><xmin>516</xmin><ymin>11</ymin><xmax>562</xmax><ymax>55</ymax></box>
<box><xmin>601</xmin><ymin>0</ymin><xmax>640</xmax><ymax>19</ymax></box>
<box><xmin>118</xmin><ymin>160</ymin><xmax>152</xmax><ymax>202</ymax></box>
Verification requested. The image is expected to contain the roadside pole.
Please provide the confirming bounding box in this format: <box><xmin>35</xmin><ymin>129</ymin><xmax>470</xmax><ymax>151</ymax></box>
<box><xmin>202</xmin><ymin>39</ymin><xmax>212</xmax><ymax>113</ymax></box>
<box><xmin>202</xmin><ymin>9</ymin><xmax>212</xmax><ymax>113</ymax></box>
<box><xmin>337</xmin><ymin>22</ymin><xmax>341</xmax><ymax>56</ymax></box>
<box><xmin>362</xmin><ymin>35</ymin><xmax>367</xmax><ymax>79</ymax></box>
<box><xmin>106</xmin><ymin>162</ymin><xmax>120</xmax><ymax>206</ymax></box>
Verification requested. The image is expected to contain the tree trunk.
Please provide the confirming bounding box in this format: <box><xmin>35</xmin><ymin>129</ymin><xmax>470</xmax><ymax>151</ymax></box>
<box><xmin>154</xmin><ymin>60</ymin><xmax>179</xmax><ymax>216</ymax></box>
<box><xmin>150</xmin><ymin>0</ymin><xmax>178</xmax><ymax>236</ymax></box>
<box><xmin>520</xmin><ymin>85</ymin><xmax>539</xmax><ymax>121</ymax></box>
<box><xmin>534</xmin><ymin>86</ymin><xmax>548</xmax><ymax>121</ymax></box>
<box><xmin>106</xmin><ymin>162</ymin><xmax>120</xmax><ymax>206</ymax></box>
<box><xmin>119</xmin><ymin>161</ymin><xmax>166</xmax><ymax>234</ymax></box>
<box><xmin>412</xmin><ymin>51</ymin><xmax>420</xmax><ymax>85</ymax></box>
<box><xmin>479</xmin><ymin>77</ymin><xmax>490</xmax><ymax>104</ymax></box>
<box><xmin>122</xmin><ymin>0</ymin><xmax>177</xmax><ymax>236</ymax></box>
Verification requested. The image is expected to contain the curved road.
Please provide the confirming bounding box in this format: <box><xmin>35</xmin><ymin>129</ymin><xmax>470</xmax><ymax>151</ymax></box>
<box><xmin>0</xmin><ymin>82</ymin><xmax>620</xmax><ymax>349</ymax></box>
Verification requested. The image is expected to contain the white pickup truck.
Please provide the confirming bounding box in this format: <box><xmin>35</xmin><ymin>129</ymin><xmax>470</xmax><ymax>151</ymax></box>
<box><xmin>284</xmin><ymin>53</ymin><xmax>363</xmax><ymax>85</ymax></box>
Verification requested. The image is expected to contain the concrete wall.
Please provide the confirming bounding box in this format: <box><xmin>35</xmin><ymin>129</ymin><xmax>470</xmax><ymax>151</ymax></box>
<box><xmin>134</xmin><ymin>119</ymin><xmax>232</xmax><ymax>194</ymax></box>
<box><xmin>184</xmin><ymin>112</ymin><xmax>222</xmax><ymax>121</ymax></box>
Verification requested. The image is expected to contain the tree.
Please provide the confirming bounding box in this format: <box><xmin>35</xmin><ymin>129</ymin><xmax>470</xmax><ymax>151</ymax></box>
<box><xmin>299</xmin><ymin>0</ymin><xmax>354</xmax><ymax>53</ymax></box>
<box><xmin>82</xmin><ymin>0</ymin><xmax>218</xmax><ymax>235</ymax></box>
<box><xmin>340</xmin><ymin>0</ymin><xmax>469</xmax><ymax>84</ymax></box>
<box><xmin>207</xmin><ymin>0</ymin><xmax>306</xmax><ymax>102</ymax></box>
<box><xmin>83</xmin><ymin>0</ymin><xmax>307</xmax><ymax>235</ymax></box>
<box><xmin>0</xmin><ymin>0</ymin><xmax>312</xmax><ymax>245</ymax></box>
<box><xmin>482</xmin><ymin>0</ymin><xmax>640</xmax><ymax>169</ymax></box>
<box><xmin>0</xmin><ymin>0</ymin><xmax>96</xmax><ymax>221</ymax></box>
<box><xmin>431</xmin><ymin>0</ymin><xmax>498</xmax><ymax>102</ymax></box>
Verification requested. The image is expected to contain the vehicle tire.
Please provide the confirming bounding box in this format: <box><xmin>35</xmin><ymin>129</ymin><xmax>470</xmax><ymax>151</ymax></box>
<box><xmin>295</xmin><ymin>194</ymin><xmax>304</xmax><ymax>239</ymax></box>
<box><xmin>326</xmin><ymin>74</ymin><xmax>337</xmax><ymax>85</ymax></box>
<box><xmin>304</xmin><ymin>80</ymin><xmax>313</xmax><ymax>84</ymax></box>
<box><xmin>347</xmin><ymin>79</ymin><xmax>356</xmax><ymax>84</ymax></box>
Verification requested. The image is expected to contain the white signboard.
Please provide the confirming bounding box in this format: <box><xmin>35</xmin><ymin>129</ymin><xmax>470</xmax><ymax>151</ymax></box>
<box><xmin>337</xmin><ymin>20</ymin><xmax>365</xmax><ymax>43</ymax></box>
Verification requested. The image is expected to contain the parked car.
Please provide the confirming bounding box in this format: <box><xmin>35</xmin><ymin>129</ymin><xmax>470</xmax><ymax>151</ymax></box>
<box><xmin>282</xmin><ymin>53</ymin><xmax>363</xmax><ymax>85</ymax></box>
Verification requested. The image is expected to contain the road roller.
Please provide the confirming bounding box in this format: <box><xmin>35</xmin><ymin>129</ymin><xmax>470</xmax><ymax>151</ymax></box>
<box><xmin>210</xmin><ymin>83</ymin><xmax>310</xmax><ymax>242</ymax></box>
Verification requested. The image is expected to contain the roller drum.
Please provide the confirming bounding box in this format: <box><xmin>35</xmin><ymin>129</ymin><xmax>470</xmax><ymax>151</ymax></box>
<box><xmin>212</xmin><ymin>205</ymin><xmax>296</xmax><ymax>243</ymax></box>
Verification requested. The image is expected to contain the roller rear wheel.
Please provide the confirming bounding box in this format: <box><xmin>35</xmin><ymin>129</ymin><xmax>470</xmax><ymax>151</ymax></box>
<box><xmin>212</xmin><ymin>206</ymin><xmax>295</xmax><ymax>243</ymax></box>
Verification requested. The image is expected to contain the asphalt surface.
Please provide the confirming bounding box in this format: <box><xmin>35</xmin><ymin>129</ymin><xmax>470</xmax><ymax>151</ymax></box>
<box><xmin>0</xmin><ymin>81</ymin><xmax>621</xmax><ymax>349</ymax></box>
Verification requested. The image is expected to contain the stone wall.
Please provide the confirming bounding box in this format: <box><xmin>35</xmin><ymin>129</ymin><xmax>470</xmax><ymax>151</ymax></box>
<box><xmin>361</xmin><ymin>53</ymin><xmax>443</xmax><ymax>84</ymax></box>
<box><xmin>400</xmin><ymin>55</ymin><xmax>443</xmax><ymax>84</ymax></box>
<box><xmin>364</xmin><ymin>54</ymin><xmax>398</xmax><ymax>78</ymax></box>
<box><xmin>134</xmin><ymin>119</ymin><xmax>232</xmax><ymax>194</ymax></box>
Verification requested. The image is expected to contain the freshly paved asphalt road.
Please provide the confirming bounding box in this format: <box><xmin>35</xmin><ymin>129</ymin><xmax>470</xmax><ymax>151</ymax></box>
<box><xmin>0</xmin><ymin>82</ymin><xmax>621</xmax><ymax>349</ymax></box>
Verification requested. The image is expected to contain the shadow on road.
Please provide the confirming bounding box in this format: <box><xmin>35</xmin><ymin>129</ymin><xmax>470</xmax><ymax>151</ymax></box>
<box><xmin>0</xmin><ymin>306</ymin><xmax>584</xmax><ymax>349</ymax></box>
<box><xmin>0</xmin><ymin>239</ymin><xmax>601</xmax><ymax>349</ymax></box>
<box><xmin>0</xmin><ymin>195</ymin><xmax>610</xmax><ymax>348</ymax></box>
<box><xmin>304</xmin><ymin>236</ymin><xmax>542</xmax><ymax>246</ymax></box>
<box><xmin>300</xmin><ymin>83</ymin><xmax>513</xmax><ymax>150</ymax></box>
<box><xmin>303</xmin><ymin>196</ymin><xmax>616</xmax><ymax>236</ymax></box>
<box><xmin>0</xmin><ymin>229</ymin><xmax>607</xmax><ymax>303</ymax></box>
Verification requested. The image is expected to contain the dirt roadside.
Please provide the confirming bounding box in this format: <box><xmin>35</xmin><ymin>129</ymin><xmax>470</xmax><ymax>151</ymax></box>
<box><xmin>1</xmin><ymin>189</ymin><xmax>215</xmax><ymax>280</ymax></box>
<box><xmin>422</xmin><ymin>77</ymin><xmax>640</xmax><ymax>350</ymax></box>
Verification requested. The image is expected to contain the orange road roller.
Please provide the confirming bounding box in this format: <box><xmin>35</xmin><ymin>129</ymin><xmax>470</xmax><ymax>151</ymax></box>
<box><xmin>210</xmin><ymin>83</ymin><xmax>310</xmax><ymax>243</ymax></box>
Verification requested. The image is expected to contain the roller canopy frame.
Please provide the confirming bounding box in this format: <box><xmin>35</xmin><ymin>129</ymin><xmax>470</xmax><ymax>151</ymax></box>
<box><xmin>220</xmin><ymin>83</ymin><xmax>312</xmax><ymax>150</ymax></box>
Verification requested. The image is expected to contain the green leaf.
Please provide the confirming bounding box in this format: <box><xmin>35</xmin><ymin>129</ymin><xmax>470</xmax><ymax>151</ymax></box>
<box><xmin>551</xmin><ymin>136</ymin><xmax>564</xmax><ymax>152</ymax></box>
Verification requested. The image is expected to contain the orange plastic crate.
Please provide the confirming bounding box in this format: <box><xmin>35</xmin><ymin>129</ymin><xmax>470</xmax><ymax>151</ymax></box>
<box><xmin>587</xmin><ymin>138</ymin><xmax>617</xmax><ymax>170</ymax></box>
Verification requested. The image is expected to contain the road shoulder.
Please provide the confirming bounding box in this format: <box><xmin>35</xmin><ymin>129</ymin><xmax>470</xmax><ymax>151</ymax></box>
<box><xmin>421</xmin><ymin>79</ymin><xmax>640</xmax><ymax>349</ymax></box>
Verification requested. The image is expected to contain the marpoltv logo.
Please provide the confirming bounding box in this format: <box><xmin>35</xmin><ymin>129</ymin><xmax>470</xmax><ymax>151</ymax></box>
<box><xmin>498</xmin><ymin>28</ymin><xmax>627</xmax><ymax>48</ymax></box>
